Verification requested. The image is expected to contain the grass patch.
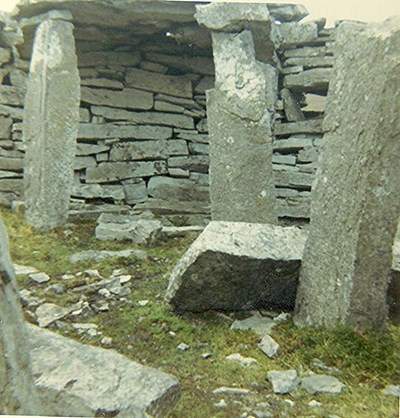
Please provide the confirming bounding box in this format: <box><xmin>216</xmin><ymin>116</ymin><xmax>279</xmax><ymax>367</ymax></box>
<box><xmin>1</xmin><ymin>206</ymin><xmax>399</xmax><ymax>418</ymax></box>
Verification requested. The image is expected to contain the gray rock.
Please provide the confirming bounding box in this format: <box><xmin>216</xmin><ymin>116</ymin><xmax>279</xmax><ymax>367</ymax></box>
<box><xmin>161</xmin><ymin>226</ymin><xmax>204</xmax><ymax>238</ymax></box>
<box><xmin>301</xmin><ymin>375</ymin><xmax>345</xmax><ymax>395</ymax></box>
<box><xmin>267</xmin><ymin>370</ymin><xmax>299</xmax><ymax>394</ymax></box>
<box><xmin>24</xmin><ymin>18</ymin><xmax>80</xmax><ymax>230</ymax></box>
<box><xmin>44</xmin><ymin>284</ymin><xmax>65</xmax><ymax>295</ymax></box>
<box><xmin>225</xmin><ymin>353</ymin><xmax>257</xmax><ymax>366</ymax></box>
<box><xmin>123</xmin><ymin>179</ymin><xmax>149</xmax><ymax>205</ymax></box>
<box><xmin>85</xmin><ymin>161</ymin><xmax>168</xmax><ymax>183</ymax></box>
<box><xmin>284</xmin><ymin>68</ymin><xmax>333</xmax><ymax>92</ymax></box>
<box><xmin>19</xmin><ymin>289</ymin><xmax>44</xmax><ymax>309</ymax></box>
<box><xmin>0</xmin><ymin>85</ymin><xmax>24</xmax><ymax>106</ymax></box>
<box><xmin>109</xmin><ymin>140</ymin><xmax>188</xmax><ymax>162</ymax></box>
<box><xmin>148</xmin><ymin>176</ymin><xmax>209</xmax><ymax>202</ymax></box>
<box><xmin>95</xmin><ymin>219</ymin><xmax>163</xmax><ymax>245</ymax></box>
<box><xmin>78</xmin><ymin>123</ymin><xmax>172</xmax><ymax>141</ymax></box>
<box><xmin>382</xmin><ymin>385</ymin><xmax>400</xmax><ymax>398</ymax></box>
<box><xmin>281</xmin><ymin>88</ymin><xmax>305</xmax><ymax>122</ymax></box>
<box><xmin>212</xmin><ymin>387</ymin><xmax>250</xmax><ymax>395</ymax></box>
<box><xmin>267</xmin><ymin>3</ymin><xmax>309</xmax><ymax>22</ymax></box>
<box><xmin>195</xmin><ymin>76</ymin><xmax>215</xmax><ymax>94</ymax></box>
<box><xmin>70</xmin><ymin>249</ymin><xmax>147</xmax><ymax>263</ymax></box>
<box><xmin>285</xmin><ymin>56</ymin><xmax>335</xmax><ymax>68</ymax></box>
<box><xmin>207</xmin><ymin>30</ymin><xmax>277</xmax><ymax>223</ymax></box>
<box><xmin>231</xmin><ymin>314</ymin><xmax>276</xmax><ymax>336</ymax></box>
<box><xmin>81</xmin><ymin>78</ymin><xmax>124</xmax><ymax>89</ymax></box>
<box><xmin>35</xmin><ymin>303</ymin><xmax>73</xmax><ymax>328</ymax></box>
<box><xmin>168</xmin><ymin>155</ymin><xmax>209</xmax><ymax>173</ymax></box>
<box><xmin>284</xmin><ymin>46</ymin><xmax>328</xmax><ymax>58</ymax></box>
<box><xmin>176</xmin><ymin>132</ymin><xmax>209</xmax><ymax>144</ymax></box>
<box><xmin>135</xmin><ymin>198</ymin><xmax>210</xmax><ymax>216</ymax></box>
<box><xmin>28</xmin><ymin>324</ymin><xmax>180</xmax><ymax>417</ymax></box>
<box><xmin>276</xmin><ymin>22</ymin><xmax>318</xmax><ymax>47</ymax></box>
<box><xmin>91</xmin><ymin>106</ymin><xmax>194</xmax><ymax>130</ymax></box>
<box><xmin>0</xmin><ymin>220</ymin><xmax>43</xmax><ymax>414</ymax></box>
<box><xmin>294</xmin><ymin>18</ymin><xmax>400</xmax><ymax>329</ymax></box>
<box><xmin>141</xmin><ymin>61</ymin><xmax>168</xmax><ymax>74</ymax></box>
<box><xmin>78</xmin><ymin>50</ymin><xmax>140</xmax><ymax>67</ymax></box>
<box><xmin>72</xmin><ymin>184</ymin><xmax>125</xmax><ymax>201</ymax></box>
<box><xmin>126</xmin><ymin>68</ymin><xmax>192</xmax><ymax>99</ymax></box>
<box><xmin>165</xmin><ymin>221</ymin><xmax>307</xmax><ymax>312</ymax></box>
<box><xmin>273</xmin><ymin>136</ymin><xmax>314</xmax><ymax>151</ymax></box>
<box><xmin>14</xmin><ymin>264</ymin><xmax>38</xmax><ymax>275</ymax></box>
<box><xmin>29</xmin><ymin>272</ymin><xmax>50</xmax><ymax>284</ymax></box>
<box><xmin>274</xmin><ymin>119</ymin><xmax>323</xmax><ymax>136</ymax></box>
<box><xmin>258</xmin><ymin>335</ymin><xmax>280</xmax><ymax>358</ymax></box>
<box><xmin>76</xmin><ymin>143</ymin><xmax>110</xmax><ymax>156</ymax></box>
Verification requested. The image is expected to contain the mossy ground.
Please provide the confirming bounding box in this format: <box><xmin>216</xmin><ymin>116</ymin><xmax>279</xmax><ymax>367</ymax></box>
<box><xmin>1</xmin><ymin>206</ymin><xmax>399</xmax><ymax>418</ymax></box>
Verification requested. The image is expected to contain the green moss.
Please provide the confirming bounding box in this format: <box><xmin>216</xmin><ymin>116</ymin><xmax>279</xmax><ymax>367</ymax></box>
<box><xmin>1</xmin><ymin>206</ymin><xmax>399</xmax><ymax>418</ymax></box>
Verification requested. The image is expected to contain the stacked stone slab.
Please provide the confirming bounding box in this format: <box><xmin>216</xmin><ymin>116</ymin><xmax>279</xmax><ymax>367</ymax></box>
<box><xmin>0</xmin><ymin>13</ymin><xmax>26</xmax><ymax>207</ymax></box>
<box><xmin>23</xmin><ymin>11</ymin><xmax>80</xmax><ymax>230</ymax></box>
<box><xmin>272</xmin><ymin>20</ymin><xmax>336</xmax><ymax>219</ymax></box>
<box><xmin>0</xmin><ymin>219</ymin><xmax>43</xmax><ymax>415</ymax></box>
<box><xmin>294</xmin><ymin>18</ymin><xmax>400</xmax><ymax>329</ymax></box>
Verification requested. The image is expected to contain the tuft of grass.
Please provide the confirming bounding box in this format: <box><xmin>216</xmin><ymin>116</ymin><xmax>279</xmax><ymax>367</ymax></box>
<box><xmin>1</xmin><ymin>206</ymin><xmax>399</xmax><ymax>418</ymax></box>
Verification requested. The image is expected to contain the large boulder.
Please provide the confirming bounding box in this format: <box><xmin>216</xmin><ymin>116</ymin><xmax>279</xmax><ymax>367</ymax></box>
<box><xmin>165</xmin><ymin>221</ymin><xmax>307</xmax><ymax>312</ymax></box>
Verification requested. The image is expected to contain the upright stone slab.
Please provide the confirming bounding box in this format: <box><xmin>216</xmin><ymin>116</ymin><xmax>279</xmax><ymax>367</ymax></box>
<box><xmin>206</xmin><ymin>30</ymin><xmax>278</xmax><ymax>223</ymax></box>
<box><xmin>294</xmin><ymin>18</ymin><xmax>400</xmax><ymax>329</ymax></box>
<box><xmin>24</xmin><ymin>14</ymin><xmax>80</xmax><ymax>230</ymax></box>
<box><xmin>0</xmin><ymin>219</ymin><xmax>43</xmax><ymax>414</ymax></box>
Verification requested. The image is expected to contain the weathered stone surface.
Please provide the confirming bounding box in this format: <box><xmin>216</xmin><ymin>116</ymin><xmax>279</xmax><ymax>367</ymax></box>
<box><xmin>0</xmin><ymin>156</ymin><xmax>23</xmax><ymax>171</ymax></box>
<box><xmin>81</xmin><ymin>78</ymin><xmax>124</xmax><ymax>89</ymax></box>
<box><xmin>267</xmin><ymin>3</ymin><xmax>309</xmax><ymax>22</ymax></box>
<box><xmin>0</xmin><ymin>116</ymin><xmax>12</xmax><ymax>139</ymax></box>
<box><xmin>284</xmin><ymin>46</ymin><xmax>328</xmax><ymax>58</ymax></box>
<box><xmin>76</xmin><ymin>142</ymin><xmax>110</xmax><ymax>156</ymax></box>
<box><xmin>135</xmin><ymin>198</ymin><xmax>210</xmax><ymax>215</ymax></box>
<box><xmin>24</xmin><ymin>18</ymin><xmax>80</xmax><ymax>230</ymax></box>
<box><xmin>281</xmin><ymin>88</ymin><xmax>305</xmax><ymax>122</ymax></box>
<box><xmin>230</xmin><ymin>313</ymin><xmax>276</xmax><ymax>336</ymax></box>
<box><xmin>301</xmin><ymin>375</ymin><xmax>345</xmax><ymax>395</ymax></box>
<box><xmin>275</xmin><ymin>22</ymin><xmax>318</xmax><ymax>47</ymax></box>
<box><xmin>294</xmin><ymin>19</ymin><xmax>400</xmax><ymax>329</ymax></box>
<box><xmin>274</xmin><ymin>120</ymin><xmax>323</xmax><ymax>136</ymax></box>
<box><xmin>207</xmin><ymin>30</ymin><xmax>277</xmax><ymax>223</ymax></box>
<box><xmin>0</xmin><ymin>85</ymin><xmax>24</xmax><ymax>106</ymax></box>
<box><xmin>259</xmin><ymin>335</ymin><xmax>280</xmax><ymax>358</ymax></box>
<box><xmin>74</xmin><ymin>156</ymin><xmax>96</xmax><ymax>170</ymax></box>
<box><xmin>78</xmin><ymin>123</ymin><xmax>172</xmax><ymax>140</ymax></box>
<box><xmin>28</xmin><ymin>324</ymin><xmax>180</xmax><ymax>417</ymax></box>
<box><xmin>95</xmin><ymin>219</ymin><xmax>163</xmax><ymax>244</ymax></box>
<box><xmin>285</xmin><ymin>56</ymin><xmax>335</xmax><ymax>68</ymax></box>
<box><xmin>78</xmin><ymin>50</ymin><xmax>141</xmax><ymax>67</ymax></box>
<box><xmin>168</xmin><ymin>155</ymin><xmax>209</xmax><ymax>173</ymax></box>
<box><xmin>267</xmin><ymin>370</ymin><xmax>299</xmax><ymax>394</ymax></box>
<box><xmin>91</xmin><ymin>106</ymin><xmax>194</xmax><ymax>129</ymax></box>
<box><xmin>72</xmin><ymin>184</ymin><xmax>125</xmax><ymax>201</ymax></box>
<box><xmin>145</xmin><ymin>52</ymin><xmax>214</xmax><ymax>76</ymax></box>
<box><xmin>276</xmin><ymin>197</ymin><xmax>311</xmax><ymax>219</ymax></box>
<box><xmin>273</xmin><ymin>170</ymin><xmax>314</xmax><ymax>189</ymax></box>
<box><xmin>195</xmin><ymin>76</ymin><xmax>214</xmax><ymax>94</ymax></box>
<box><xmin>81</xmin><ymin>87</ymin><xmax>153</xmax><ymax>110</ymax></box>
<box><xmin>86</xmin><ymin>161</ymin><xmax>168</xmax><ymax>183</ymax></box>
<box><xmin>165</xmin><ymin>221</ymin><xmax>307</xmax><ymax>312</ymax></box>
<box><xmin>36</xmin><ymin>303</ymin><xmax>73</xmax><ymax>328</ymax></box>
<box><xmin>70</xmin><ymin>248</ymin><xmax>147</xmax><ymax>263</ymax></box>
<box><xmin>110</xmin><ymin>140</ymin><xmax>188</xmax><ymax>161</ymax></box>
<box><xmin>126</xmin><ymin>68</ymin><xmax>193</xmax><ymax>99</ymax></box>
<box><xmin>0</xmin><ymin>220</ymin><xmax>43</xmax><ymax>414</ymax></box>
<box><xmin>284</xmin><ymin>68</ymin><xmax>333</xmax><ymax>92</ymax></box>
<box><xmin>148</xmin><ymin>176</ymin><xmax>209</xmax><ymax>202</ymax></box>
<box><xmin>140</xmin><ymin>60</ymin><xmax>168</xmax><ymax>74</ymax></box>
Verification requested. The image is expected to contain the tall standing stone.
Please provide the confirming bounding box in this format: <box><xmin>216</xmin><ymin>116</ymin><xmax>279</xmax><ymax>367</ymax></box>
<box><xmin>294</xmin><ymin>18</ymin><xmax>400</xmax><ymax>329</ymax></box>
<box><xmin>203</xmin><ymin>27</ymin><xmax>278</xmax><ymax>223</ymax></box>
<box><xmin>0</xmin><ymin>219</ymin><xmax>43</xmax><ymax>414</ymax></box>
<box><xmin>24</xmin><ymin>14</ymin><xmax>80</xmax><ymax>230</ymax></box>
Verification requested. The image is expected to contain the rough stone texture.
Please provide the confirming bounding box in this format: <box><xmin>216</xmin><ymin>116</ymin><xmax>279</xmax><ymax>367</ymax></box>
<box><xmin>28</xmin><ymin>324</ymin><xmax>180</xmax><ymax>417</ymax></box>
<box><xmin>206</xmin><ymin>30</ymin><xmax>277</xmax><ymax>223</ymax></box>
<box><xmin>283</xmin><ymin>68</ymin><xmax>333</xmax><ymax>92</ymax></box>
<box><xmin>148</xmin><ymin>176</ymin><xmax>209</xmax><ymax>202</ymax></box>
<box><xmin>78</xmin><ymin>123</ymin><xmax>172</xmax><ymax>140</ymax></box>
<box><xmin>258</xmin><ymin>335</ymin><xmax>280</xmax><ymax>358</ymax></box>
<box><xmin>267</xmin><ymin>370</ymin><xmax>299</xmax><ymax>394</ymax></box>
<box><xmin>294</xmin><ymin>19</ymin><xmax>400</xmax><ymax>329</ymax></box>
<box><xmin>0</xmin><ymin>220</ymin><xmax>43</xmax><ymax>415</ymax></box>
<box><xmin>70</xmin><ymin>248</ymin><xmax>147</xmax><ymax>263</ymax></box>
<box><xmin>165</xmin><ymin>221</ymin><xmax>307</xmax><ymax>312</ymax></box>
<box><xmin>280</xmin><ymin>88</ymin><xmax>305</xmax><ymax>122</ymax></box>
<box><xmin>230</xmin><ymin>314</ymin><xmax>276</xmax><ymax>336</ymax></box>
<box><xmin>301</xmin><ymin>375</ymin><xmax>345</xmax><ymax>395</ymax></box>
<box><xmin>23</xmin><ymin>18</ymin><xmax>80</xmax><ymax>230</ymax></box>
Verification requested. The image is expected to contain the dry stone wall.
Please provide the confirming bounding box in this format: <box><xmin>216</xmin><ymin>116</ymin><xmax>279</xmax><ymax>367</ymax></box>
<box><xmin>0</xmin><ymin>3</ymin><xmax>339</xmax><ymax>223</ymax></box>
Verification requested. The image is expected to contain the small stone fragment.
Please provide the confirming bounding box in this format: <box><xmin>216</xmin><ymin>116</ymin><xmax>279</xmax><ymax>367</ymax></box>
<box><xmin>301</xmin><ymin>374</ymin><xmax>345</xmax><ymax>395</ymax></box>
<box><xmin>267</xmin><ymin>370</ymin><xmax>298</xmax><ymax>394</ymax></box>
<box><xmin>308</xmin><ymin>400</ymin><xmax>322</xmax><ymax>407</ymax></box>
<box><xmin>84</xmin><ymin>269</ymin><xmax>102</xmax><ymax>278</ymax></box>
<box><xmin>35</xmin><ymin>303</ymin><xmax>73</xmax><ymax>328</ymax></box>
<box><xmin>201</xmin><ymin>352</ymin><xmax>212</xmax><ymax>359</ymax></box>
<box><xmin>61</xmin><ymin>274</ymin><xmax>75</xmax><ymax>280</ymax></box>
<box><xmin>213</xmin><ymin>399</ymin><xmax>228</xmax><ymax>409</ymax></box>
<box><xmin>101</xmin><ymin>337</ymin><xmax>113</xmax><ymax>347</ymax></box>
<box><xmin>212</xmin><ymin>387</ymin><xmax>250</xmax><ymax>395</ymax></box>
<box><xmin>258</xmin><ymin>335</ymin><xmax>280</xmax><ymax>358</ymax></box>
<box><xmin>98</xmin><ymin>288</ymin><xmax>112</xmax><ymax>298</ymax></box>
<box><xmin>29</xmin><ymin>272</ymin><xmax>50</xmax><ymax>284</ymax></box>
<box><xmin>226</xmin><ymin>353</ymin><xmax>257</xmax><ymax>367</ymax></box>
<box><xmin>231</xmin><ymin>314</ymin><xmax>276</xmax><ymax>336</ymax></box>
<box><xmin>14</xmin><ymin>264</ymin><xmax>38</xmax><ymax>275</ymax></box>
<box><xmin>177</xmin><ymin>343</ymin><xmax>190</xmax><ymax>351</ymax></box>
<box><xmin>382</xmin><ymin>385</ymin><xmax>400</xmax><ymax>398</ymax></box>
<box><xmin>44</xmin><ymin>284</ymin><xmax>65</xmax><ymax>294</ymax></box>
<box><xmin>138</xmin><ymin>300</ymin><xmax>149</xmax><ymax>307</ymax></box>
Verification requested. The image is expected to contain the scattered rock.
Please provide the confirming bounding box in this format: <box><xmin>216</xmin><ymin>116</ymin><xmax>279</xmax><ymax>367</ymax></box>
<box><xmin>212</xmin><ymin>387</ymin><xmax>251</xmax><ymax>395</ymax></box>
<box><xmin>35</xmin><ymin>303</ymin><xmax>73</xmax><ymax>328</ymax></box>
<box><xmin>29</xmin><ymin>272</ymin><xmax>50</xmax><ymax>284</ymax></box>
<box><xmin>201</xmin><ymin>352</ymin><xmax>212</xmax><ymax>359</ymax></box>
<box><xmin>19</xmin><ymin>289</ymin><xmax>44</xmax><ymax>308</ymax></box>
<box><xmin>213</xmin><ymin>399</ymin><xmax>228</xmax><ymax>409</ymax></box>
<box><xmin>84</xmin><ymin>269</ymin><xmax>102</xmax><ymax>278</ymax></box>
<box><xmin>98</xmin><ymin>288</ymin><xmax>112</xmax><ymax>298</ymax></box>
<box><xmin>231</xmin><ymin>314</ymin><xmax>276</xmax><ymax>336</ymax></box>
<box><xmin>119</xmin><ymin>274</ymin><xmax>132</xmax><ymax>284</ymax></box>
<box><xmin>225</xmin><ymin>353</ymin><xmax>257</xmax><ymax>367</ymax></box>
<box><xmin>274</xmin><ymin>313</ymin><xmax>290</xmax><ymax>322</ymax></box>
<box><xmin>44</xmin><ymin>284</ymin><xmax>65</xmax><ymax>294</ymax></box>
<box><xmin>267</xmin><ymin>370</ymin><xmax>299</xmax><ymax>394</ymax></box>
<box><xmin>301</xmin><ymin>374</ymin><xmax>345</xmax><ymax>395</ymax></box>
<box><xmin>253</xmin><ymin>411</ymin><xmax>273</xmax><ymax>418</ymax></box>
<box><xmin>177</xmin><ymin>343</ymin><xmax>190</xmax><ymax>351</ymax></box>
<box><xmin>311</xmin><ymin>358</ymin><xmax>341</xmax><ymax>375</ymax></box>
<box><xmin>382</xmin><ymin>385</ymin><xmax>400</xmax><ymax>398</ymax></box>
<box><xmin>13</xmin><ymin>264</ymin><xmax>38</xmax><ymax>275</ymax></box>
<box><xmin>92</xmin><ymin>300</ymin><xmax>110</xmax><ymax>312</ymax></box>
<box><xmin>258</xmin><ymin>335</ymin><xmax>280</xmax><ymax>358</ymax></box>
<box><xmin>101</xmin><ymin>336</ymin><xmax>113</xmax><ymax>347</ymax></box>
<box><xmin>70</xmin><ymin>248</ymin><xmax>147</xmax><ymax>263</ymax></box>
<box><xmin>61</xmin><ymin>274</ymin><xmax>75</xmax><ymax>280</ymax></box>
<box><xmin>71</xmin><ymin>323</ymin><xmax>101</xmax><ymax>337</ymax></box>
<box><xmin>308</xmin><ymin>400</ymin><xmax>322</xmax><ymax>407</ymax></box>
<box><xmin>138</xmin><ymin>300</ymin><xmax>149</xmax><ymax>307</ymax></box>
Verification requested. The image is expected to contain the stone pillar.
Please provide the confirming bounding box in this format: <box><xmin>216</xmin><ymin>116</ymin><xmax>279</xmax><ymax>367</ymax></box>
<box><xmin>0</xmin><ymin>220</ymin><xmax>43</xmax><ymax>414</ymax></box>
<box><xmin>294</xmin><ymin>18</ymin><xmax>400</xmax><ymax>329</ymax></box>
<box><xmin>24</xmin><ymin>13</ymin><xmax>80</xmax><ymax>230</ymax></box>
<box><xmin>195</xmin><ymin>4</ymin><xmax>278</xmax><ymax>223</ymax></box>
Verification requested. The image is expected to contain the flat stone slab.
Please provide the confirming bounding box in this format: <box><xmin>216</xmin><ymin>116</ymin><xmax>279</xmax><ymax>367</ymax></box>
<box><xmin>28</xmin><ymin>324</ymin><xmax>180</xmax><ymax>417</ymax></box>
<box><xmin>70</xmin><ymin>249</ymin><xmax>147</xmax><ymax>263</ymax></box>
<box><xmin>165</xmin><ymin>221</ymin><xmax>308</xmax><ymax>312</ymax></box>
<box><xmin>267</xmin><ymin>370</ymin><xmax>299</xmax><ymax>394</ymax></box>
<box><xmin>301</xmin><ymin>375</ymin><xmax>345</xmax><ymax>395</ymax></box>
